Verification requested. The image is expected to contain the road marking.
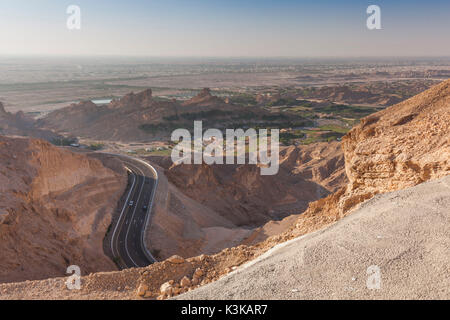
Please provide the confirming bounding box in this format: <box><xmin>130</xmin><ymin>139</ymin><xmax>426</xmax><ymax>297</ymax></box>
<box><xmin>106</xmin><ymin>153</ymin><xmax>159</xmax><ymax>267</ymax></box>
<box><xmin>110</xmin><ymin>167</ymin><xmax>136</xmax><ymax>266</ymax></box>
<box><xmin>124</xmin><ymin>160</ymin><xmax>158</xmax><ymax>264</ymax></box>
<box><xmin>124</xmin><ymin>162</ymin><xmax>146</xmax><ymax>267</ymax></box>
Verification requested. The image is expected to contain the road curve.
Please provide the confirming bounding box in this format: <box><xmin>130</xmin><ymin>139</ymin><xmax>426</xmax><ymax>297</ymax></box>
<box><xmin>109</xmin><ymin>154</ymin><xmax>158</xmax><ymax>269</ymax></box>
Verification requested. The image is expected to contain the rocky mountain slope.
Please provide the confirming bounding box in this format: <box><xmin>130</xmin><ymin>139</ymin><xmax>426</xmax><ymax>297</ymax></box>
<box><xmin>0</xmin><ymin>136</ymin><xmax>126</xmax><ymax>283</ymax></box>
<box><xmin>339</xmin><ymin>78</ymin><xmax>450</xmax><ymax>214</ymax></box>
<box><xmin>145</xmin><ymin>141</ymin><xmax>347</xmax><ymax>260</ymax></box>
<box><xmin>37</xmin><ymin>88</ymin><xmax>276</xmax><ymax>142</ymax></box>
<box><xmin>0</xmin><ymin>79</ymin><xmax>448</xmax><ymax>300</ymax></box>
<box><xmin>179</xmin><ymin>175</ymin><xmax>450</xmax><ymax>300</ymax></box>
<box><xmin>2</xmin><ymin>175</ymin><xmax>447</xmax><ymax>300</ymax></box>
<box><xmin>0</xmin><ymin>102</ymin><xmax>58</xmax><ymax>141</ymax></box>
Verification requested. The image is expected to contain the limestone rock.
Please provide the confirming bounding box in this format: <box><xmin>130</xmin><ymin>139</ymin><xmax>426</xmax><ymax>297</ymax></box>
<box><xmin>160</xmin><ymin>281</ymin><xmax>174</xmax><ymax>296</ymax></box>
<box><xmin>136</xmin><ymin>283</ymin><xmax>148</xmax><ymax>297</ymax></box>
<box><xmin>167</xmin><ymin>255</ymin><xmax>185</xmax><ymax>264</ymax></box>
<box><xmin>180</xmin><ymin>276</ymin><xmax>191</xmax><ymax>288</ymax></box>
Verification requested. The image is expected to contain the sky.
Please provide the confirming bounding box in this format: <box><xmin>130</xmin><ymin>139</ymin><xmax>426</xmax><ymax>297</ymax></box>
<box><xmin>0</xmin><ymin>0</ymin><xmax>449</xmax><ymax>57</ymax></box>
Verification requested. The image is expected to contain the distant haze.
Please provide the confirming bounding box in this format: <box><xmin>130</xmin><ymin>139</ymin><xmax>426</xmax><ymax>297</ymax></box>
<box><xmin>0</xmin><ymin>0</ymin><xmax>449</xmax><ymax>57</ymax></box>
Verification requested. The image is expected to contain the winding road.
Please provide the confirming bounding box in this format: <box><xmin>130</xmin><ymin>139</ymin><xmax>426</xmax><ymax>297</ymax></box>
<box><xmin>109</xmin><ymin>155</ymin><xmax>158</xmax><ymax>269</ymax></box>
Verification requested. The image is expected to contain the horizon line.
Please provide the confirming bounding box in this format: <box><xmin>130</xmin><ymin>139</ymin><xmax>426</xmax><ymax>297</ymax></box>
<box><xmin>1</xmin><ymin>54</ymin><xmax>450</xmax><ymax>60</ymax></box>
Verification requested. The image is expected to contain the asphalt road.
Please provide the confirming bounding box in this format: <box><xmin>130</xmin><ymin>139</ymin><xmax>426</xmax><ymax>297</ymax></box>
<box><xmin>110</xmin><ymin>155</ymin><xmax>158</xmax><ymax>269</ymax></box>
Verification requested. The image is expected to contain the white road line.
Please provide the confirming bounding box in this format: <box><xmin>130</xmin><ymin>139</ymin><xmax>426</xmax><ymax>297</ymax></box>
<box><xmin>110</xmin><ymin>167</ymin><xmax>136</xmax><ymax>265</ymax></box>
<box><xmin>105</xmin><ymin>153</ymin><xmax>159</xmax><ymax>266</ymax></box>
<box><xmin>127</xmin><ymin>158</ymin><xmax>159</xmax><ymax>263</ymax></box>
<box><xmin>124</xmin><ymin>162</ymin><xmax>146</xmax><ymax>268</ymax></box>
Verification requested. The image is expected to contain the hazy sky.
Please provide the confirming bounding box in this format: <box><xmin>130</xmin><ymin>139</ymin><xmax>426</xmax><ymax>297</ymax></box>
<box><xmin>0</xmin><ymin>0</ymin><xmax>449</xmax><ymax>57</ymax></box>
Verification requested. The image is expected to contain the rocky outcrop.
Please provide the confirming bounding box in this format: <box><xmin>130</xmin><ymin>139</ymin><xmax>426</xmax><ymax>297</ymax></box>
<box><xmin>339</xmin><ymin>79</ymin><xmax>450</xmax><ymax>213</ymax></box>
<box><xmin>142</xmin><ymin>141</ymin><xmax>346</xmax><ymax>261</ymax></box>
<box><xmin>164</xmin><ymin>141</ymin><xmax>346</xmax><ymax>227</ymax></box>
<box><xmin>0</xmin><ymin>136</ymin><xmax>127</xmax><ymax>284</ymax></box>
<box><xmin>182</xmin><ymin>88</ymin><xmax>226</xmax><ymax>107</ymax></box>
<box><xmin>0</xmin><ymin>102</ymin><xmax>57</xmax><ymax>140</ymax></box>
<box><xmin>37</xmin><ymin>87</ymin><xmax>276</xmax><ymax>142</ymax></box>
<box><xmin>0</xmin><ymin>102</ymin><xmax>8</xmax><ymax>116</ymax></box>
<box><xmin>108</xmin><ymin>89</ymin><xmax>153</xmax><ymax>109</ymax></box>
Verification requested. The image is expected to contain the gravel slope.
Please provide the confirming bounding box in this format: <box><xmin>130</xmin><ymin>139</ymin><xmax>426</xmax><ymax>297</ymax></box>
<box><xmin>178</xmin><ymin>175</ymin><xmax>450</xmax><ymax>300</ymax></box>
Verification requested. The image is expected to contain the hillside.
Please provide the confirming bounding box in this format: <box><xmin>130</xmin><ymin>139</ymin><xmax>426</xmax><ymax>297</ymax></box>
<box><xmin>0</xmin><ymin>79</ymin><xmax>448</xmax><ymax>300</ymax></box>
<box><xmin>178</xmin><ymin>175</ymin><xmax>450</xmax><ymax>300</ymax></box>
<box><xmin>37</xmin><ymin>88</ymin><xmax>298</xmax><ymax>142</ymax></box>
<box><xmin>339</xmin><ymin>78</ymin><xmax>450</xmax><ymax>214</ymax></box>
<box><xmin>0</xmin><ymin>102</ymin><xmax>58</xmax><ymax>141</ymax></box>
<box><xmin>144</xmin><ymin>141</ymin><xmax>347</xmax><ymax>260</ymax></box>
<box><xmin>0</xmin><ymin>136</ymin><xmax>126</xmax><ymax>283</ymax></box>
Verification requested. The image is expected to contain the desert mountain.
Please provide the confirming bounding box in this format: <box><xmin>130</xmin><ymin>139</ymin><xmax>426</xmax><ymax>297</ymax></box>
<box><xmin>181</xmin><ymin>88</ymin><xmax>226</xmax><ymax>107</ymax></box>
<box><xmin>0</xmin><ymin>136</ymin><xmax>126</xmax><ymax>284</ymax></box>
<box><xmin>0</xmin><ymin>102</ymin><xmax>58</xmax><ymax>141</ymax></box>
<box><xmin>339</xmin><ymin>78</ymin><xmax>450</xmax><ymax>213</ymax></box>
<box><xmin>145</xmin><ymin>141</ymin><xmax>347</xmax><ymax>260</ymax></box>
<box><xmin>37</xmin><ymin>88</ymin><xmax>272</xmax><ymax>142</ymax></box>
<box><xmin>0</xmin><ymin>80</ymin><xmax>448</xmax><ymax>299</ymax></box>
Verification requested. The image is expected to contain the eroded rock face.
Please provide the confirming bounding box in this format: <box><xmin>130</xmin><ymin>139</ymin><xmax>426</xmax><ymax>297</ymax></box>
<box><xmin>163</xmin><ymin>141</ymin><xmax>347</xmax><ymax>227</ymax></box>
<box><xmin>181</xmin><ymin>88</ymin><xmax>225</xmax><ymax>107</ymax></box>
<box><xmin>0</xmin><ymin>102</ymin><xmax>8</xmax><ymax>116</ymax></box>
<box><xmin>340</xmin><ymin>79</ymin><xmax>450</xmax><ymax>213</ymax></box>
<box><xmin>0</xmin><ymin>136</ymin><xmax>127</xmax><ymax>284</ymax></box>
<box><xmin>109</xmin><ymin>89</ymin><xmax>153</xmax><ymax>109</ymax></box>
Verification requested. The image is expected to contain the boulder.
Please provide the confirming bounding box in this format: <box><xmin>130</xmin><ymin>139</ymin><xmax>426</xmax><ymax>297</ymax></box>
<box><xmin>160</xmin><ymin>281</ymin><xmax>174</xmax><ymax>296</ymax></box>
<box><xmin>194</xmin><ymin>268</ymin><xmax>204</xmax><ymax>278</ymax></box>
<box><xmin>167</xmin><ymin>255</ymin><xmax>185</xmax><ymax>264</ymax></box>
<box><xmin>180</xmin><ymin>276</ymin><xmax>191</xmax><ymax>288</ymax></box>
<box><xmin>136</xmin><ymin>283</ymin><xmax>148</xmax><ymax>297</ymax></box>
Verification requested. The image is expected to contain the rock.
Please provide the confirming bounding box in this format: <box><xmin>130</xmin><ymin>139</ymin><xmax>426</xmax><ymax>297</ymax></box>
<box><xmin>180</xmin><ymin>276</ymin><xmax>191</xmax><ymax>288</ymax></box>
<box><xmin>167</xmin><ymin>255</ymin><xmax>185</xmax><ymax>264</ymax></box>
<box><xmin>195</xmin><ymin>88</ymin><xmax>211</xmax><ymax>98</ymax></box>
<box><xmin>194</xmin><ymin>255</ymin><xmax>207</xmax><ymax>263</ymax></box>
<box><xmin>0</xmin><ymin>102</ymin><xmax>7</xmax><ymax>115</ymax></box>
<box><xmin>144</xmin><ymin>291</ymin><xmax>153</xmax><ymax>298</ymax></box>
<box><xmin>194</xmin><ymin>268</ymin><xmax>204</xmax><ymax>278</ymax></box>
<box><xmin>157</xmin><ymin>295</ymin><xmax>165</xmax><ymax>300</ymax></box>
<box><xmin>0</xmin><ymin>212</ymin><xmax>9</xmax><ymax>225</ymax></box>
<box><xmin>136</xmin><ymin>283</ymin><xmax>148</xmax><ymax>297</ymax></box>
<box><xmin>160</xmin><ymin>281</ymin><xmax>174</xmax><ymax>296</ymax></box>
<box><xmin>109</xmin><ymin>89</ymin><xmax>153</xmax><ymax>109</ymax></box>
<box><xmin>192</xmin><ymin>277</ymin><xmax>199</xmax><ymax>286</ymax></box>
<box><xmin>340</xmin><ymin>79</ymin><xmax>450</xmax><ymax>214</ymax></box>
